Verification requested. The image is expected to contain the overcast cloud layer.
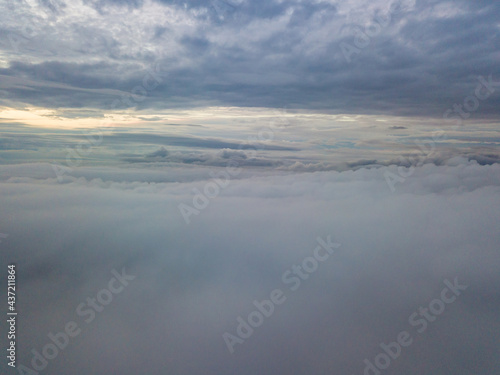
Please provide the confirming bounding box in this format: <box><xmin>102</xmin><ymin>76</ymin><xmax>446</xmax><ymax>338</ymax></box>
<box><xmin>1</xmin><ymin>0</ymin><xmax>499</xmax><ymax>115</ymax></box>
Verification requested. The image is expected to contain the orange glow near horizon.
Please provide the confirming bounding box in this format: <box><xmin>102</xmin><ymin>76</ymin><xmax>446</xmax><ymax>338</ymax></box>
<box><xmin>0</xmin><ymin>106</ymin><xmax>305</xmax><ymax>130</ymax></box>
<box><xmin>0</xmin><ymin>107</ymin><xmax>156</xmax><ymax>130</ymax></box>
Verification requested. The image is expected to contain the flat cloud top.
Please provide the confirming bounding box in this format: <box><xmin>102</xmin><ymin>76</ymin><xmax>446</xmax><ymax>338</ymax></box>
<box><xmin>1</xmin><ymin>159</ymin><xmax>499</xmax><ymax>374</ymax></box>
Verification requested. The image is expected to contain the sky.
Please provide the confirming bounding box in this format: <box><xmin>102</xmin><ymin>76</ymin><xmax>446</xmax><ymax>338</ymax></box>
<box><xmin>0</xmin><ymin>0</ymin><xmax>500</xmax><ymax>374</ymax></box>
<box><xmin>0</xmin><ymin>0</ymin><xmax>499</xmax><ymax>171</ymax></box>
<box><xmin>0</xmin><ymin>0</ymin><xmax>499</xmax><ymax>115</ymax></box>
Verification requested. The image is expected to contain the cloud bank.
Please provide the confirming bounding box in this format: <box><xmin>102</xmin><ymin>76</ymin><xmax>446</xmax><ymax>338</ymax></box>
<box><xmin>1</xmin><ymin>159</ymin><xmax>499</xmax><ymax>374</ymax></box>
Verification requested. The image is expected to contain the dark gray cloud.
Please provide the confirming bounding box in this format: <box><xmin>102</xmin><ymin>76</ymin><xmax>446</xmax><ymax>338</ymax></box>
<box><xmin>105</xmin><ymin>132</ymin><xmax>299</xmax><ymax>151</ymax></box>
<box><xmin>146</xmin><ymin>146</ymin><xmax>169</xmax><ymax>157</ymax></box>
<box><xmin>0</xmin><ymin>0</ymin><xmax>498</xmax><ymax>116</ymax></box>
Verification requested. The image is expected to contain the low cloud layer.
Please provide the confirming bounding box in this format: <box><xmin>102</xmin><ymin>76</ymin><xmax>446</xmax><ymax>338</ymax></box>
<box><xmin>1</xmin><ymin>159</ymin><xmax>499</xmax><ymax>374</ymax></box>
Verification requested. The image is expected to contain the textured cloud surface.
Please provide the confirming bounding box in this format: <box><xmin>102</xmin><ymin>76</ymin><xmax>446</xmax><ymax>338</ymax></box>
<box><xmin>1</xmin><ymin>0</ymin><xmax>499</xmax><ymax>115</ymax></box>
<box><xmin>1</xmin><ymin>0</ymin><xmax>499</xmax><ymax>374</ymax></box>
<box><xmin>1</xmin><ymin>160</ymin><xmax>499</xmax><ymax>374</ymax></box>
